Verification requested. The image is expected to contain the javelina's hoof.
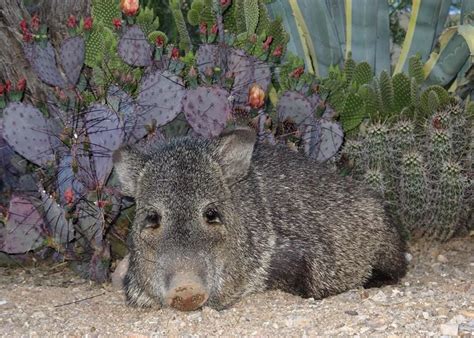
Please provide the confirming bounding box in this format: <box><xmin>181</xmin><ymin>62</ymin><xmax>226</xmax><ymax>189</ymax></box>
<box><xmin>165</xmin><ymin>274</ymin><xmax>208</xmax><ymax>311</ymax></box>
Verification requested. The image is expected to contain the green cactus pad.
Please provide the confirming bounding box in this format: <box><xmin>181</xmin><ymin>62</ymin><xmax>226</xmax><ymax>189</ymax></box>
<box><xmin>187</xmin><ymin>8</ymin><xmax>200</xmax><ymax>26</ymax></box>
<box><xmin>358</xmin><ymin>84</ymin><xmax>378</xmax><ymax>119</ymax></box>
<box><xmin>92</xmin><ymin>0</ymin><xmax>121</xmax><ymax>30</ymax></box>
<box><xmin>244</xmin><ymin>0</ymin><xmax>259</xmax><ymax>34</ymax></box>
<box><xmin>392</xmin><ymin>73</ymin><xmax>411</xmax><ymax>114</ymax></box>
<box><xmin>137</xmin><ymin>7</ymin><xmax>160</xmax><ymax>35</ymax></box>
<box><xmin>344</xmin><ymin>55</ymin><xmax>356</xmax><ymax>84</ymax></box>
<box><xmin>352</xmin><ymin>62</ymin><xmax>372</xmax><ymax>86</ymax></box>
<box><xmin>408</xmin><ymin>55</ymin><xmax>424</xmax><ymax>84</ymax></box>
<box><xmin>379</xmin><ymin>70</ymin><xmax>394</xmax><ymax>115</ymax></box>
<box><xmin>148</xmin><ymin>31</ymin><xmax>168</xmax><ymax>45</ymax></box>
<box><xmin>340</xmin><ymin>92</ymin><xmax>365</xmax><ymax>132</ymax></box>
<box><xmin>85</xmin><ymin>23</ymin><xmax>106</xmax><ymax>67</ymax></box>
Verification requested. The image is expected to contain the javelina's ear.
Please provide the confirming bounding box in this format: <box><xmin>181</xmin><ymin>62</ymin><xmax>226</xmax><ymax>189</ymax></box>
<box><xmin>112</xmin><ymin>146</ymin><xmax>149</xmax><ymax>197</ymax></box>
<box><xmin>215</xmin><ymin>128</ymin><xmax>256</xmax><ymax>184</ymax></box>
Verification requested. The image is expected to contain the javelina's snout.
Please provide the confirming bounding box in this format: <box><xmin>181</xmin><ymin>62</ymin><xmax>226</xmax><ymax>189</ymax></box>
<box><xmin>164</xmin><ymin>273</ymin><xmax>208</xmax><ymax>311</ymax></box>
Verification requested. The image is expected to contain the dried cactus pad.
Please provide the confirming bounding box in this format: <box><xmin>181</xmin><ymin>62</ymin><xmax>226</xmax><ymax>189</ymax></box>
<box><xmin>40</xmin><ymin>189</ymin><xmax>74</xmax><ymax>245</ymax></box>
<box><xmin>303</xmin><ymin>119</ymin><xmax>344</xmax><ymax>163</ymax></box>
<box><xmin>60</xmin><ymin>36</ymin><xmax>85</xmax><ymax>85</ymax></box>
<box><xmin>137</xmin><ymin>70</ymin><xmax>186</xmax><ymax>132</ymax></box>
<box><xmin>86</xmin><ymin>104</ymin><xmax>125</xmax><ymax>185</ymax></box>
<box><xmin>118</xmin><ymin>25</ymin><xmax>153</xmax><ymax>67</ymax></box>
<box><xmin>196</xmin><ymin>44</ymin><xmax>220</xmax><ymax>76</ymax></box>
<box><xmin>182</xmin><ymin>86</ymin><xmax>231</xmax><ymax>138</ymax></box>
<box><xmin>1</xmin><ymin>195</ymin><xmax>45</xmax><ymax>254</ymax></box>
<box><xmin>27</xmin><ymin>41</ymin><xmax>67</xmax><ymax>88</ymax></box>
<box><xmin>277</xmin><ymin>91</ymin><xmax>313</xmax><ymax>129</ymax></box>
<box><xmin>2</xmin><ymin>102</ymin><xmax>56</xmax><ymax>167</ymax></box>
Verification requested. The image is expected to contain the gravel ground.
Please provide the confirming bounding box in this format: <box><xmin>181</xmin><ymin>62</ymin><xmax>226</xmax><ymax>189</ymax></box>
<box><xmin>0</xmin><ymin>236</ymin><xmax>473</xmax><ymax>336</ymax></box>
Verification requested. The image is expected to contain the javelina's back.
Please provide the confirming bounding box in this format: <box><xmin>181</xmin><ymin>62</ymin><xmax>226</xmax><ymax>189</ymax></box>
<box><xmin>235</xmin><ymin>143</ymin><xmax>407</xmax><ymax>299</ymax></box>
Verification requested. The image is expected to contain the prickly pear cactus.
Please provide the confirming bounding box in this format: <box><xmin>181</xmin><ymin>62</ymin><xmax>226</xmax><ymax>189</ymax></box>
<box><xmin>228</xmin><ymin>48</ymin><xmax>271</xmax><ymax>104</ymax></box>
<box><xmin>2</xmin><ymin>103</ymin><xmax>56</xmax><ymax>166</ymax></box>
<box><xmin>303</xmin><ymin>119</ymin><xmax>343</xmax><ymax>163</ymax></box>
<box><xmin>1</xmin><ymin>195</ymin><xmax>45</xmax><ymax>254</ymax></box>
<box><xmin>57</xmin><ymin>154</ymin><xmax>85</xmax><ymax>205</ymax></box>
<box><xmin>26</xmin><ymin>42</ymin><xmax>67</xmax><ymax>88</ymax></box>
<box><xmin>60</xmin><ymin>36</ymin><xmax>85</xmax><ymax>85</ymax></box>
<box><xmin>40</xmin><ymin>189</ymin><xmax>74</xmax><ymax>245</ymax></box>
<box><xmin>137</xmin><ymin>70</ymin><xmax>186</xmax><ymax>137</ymax></box>
<box><xmin>277</xmin><ymin>91</ymin><xmax>313</xmax><ymax>129</ymax></box>
<box><xmin>182</xmin><ymin>86</ymin><xmax>232</xmax><ymax>138</ymax></box>
<box><xmin>118</xmin><ymin>25</ymin><xmax>153</xmax><ymax>67</ymax></box>
<box><xmin>92</xmin><ymin>0</ymin><xmax>121</xmax><ymax>30</ymax></box>
<box><xmin>85</xmin><ymin>104</ymin><xmax>125</xmax><ymax>186</ymax></box>
<box><xmin>196</xmin><ymin>44</ymin><xmax>220</xmax><ymax>76</ymax></box>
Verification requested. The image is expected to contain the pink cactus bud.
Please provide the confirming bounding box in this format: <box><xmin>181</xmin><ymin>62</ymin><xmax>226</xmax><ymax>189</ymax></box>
<box><xmin>112</xmin><ymin>18</ymin><xmax>122</xmax><ymax>29</ymax></box>
<box><xmin>171</xmin><ymin>47</ymin><xmax>180</xmax><ymax>60</ymax></box>
<box><xmin>199</xmin><ymin>22</ymin><xmax>207</xmax><ymax>35</ymax></box>
<box><xmin>31</xmin><ymin>14</ymin><xmax>40</xmax><ymax>32</ymax></box>
<box><xmin>83</xmin><ymin>17</ymin><xmax>93</xmax><ymax>31</ymax></box>
<box><xmin>67</xmin><ymin>15</ymin><xmax>77</xmax><ymax>28</ymax></box>
<box><xmin>16</xmin><ymin>78</ymin><xmax>26</xmax><ymax>92</ymax></box>
<box><xmin>211</xmin><ymin>23</ymin><xmax>218</xmax><ymax>35</ymax></box>
<box><xmin>262</xmin><ymin>36</ymin><xmax>273</xmax><ymax>50</ymax></box>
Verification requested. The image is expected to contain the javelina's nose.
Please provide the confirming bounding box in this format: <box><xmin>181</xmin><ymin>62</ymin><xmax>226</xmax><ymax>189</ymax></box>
<box><xmin>165</xmin><ymin>273</ymin><xmax>208</xmax><ymax>311</ymax></box>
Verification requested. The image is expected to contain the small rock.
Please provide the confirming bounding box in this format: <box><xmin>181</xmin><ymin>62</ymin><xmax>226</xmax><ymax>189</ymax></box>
<box><xmin>459</xmin><ymin>321</ymin><xmax>474</xmax><ymax>335</ymax></box>
<box><xmin>31</xmin><ymin>311</ymin><xmax>46</xmax><ymax>319</ymax></box>
<box><xmin>440</xmin><ymin>323</ymin><xmax>458</xmax><ymax>336</ymax></box>
<box><xmin>422</xmin><ymin>312</ymin><xmax>430</xmax><ymax>320</ymax></box>
<box><xmin>371</xmin><ymin>290</ymin><xmax>387</xmax><ymax>303</ymax></box>
<box><xmin>345</xmin><ymin>310</ymin><xmax>358</xmax><ymax>316</ymax></box>
<box><xmin>285</xmin><ymin>315</ymin><xmax>311</xmax><ymax>328</ymax></box>
<box><xmin>272</xmin><ymin>323</ymin><xmax>279</xmax><ymax>329</ymax></box>
<box><xmin>449</xmin><ymin>315</ymin><xmax>466</xmax><ymax>324</ymax></box>
<box><xmin>0</xmin><ymin>300</ymin><xmax>7</xmax><ymax>306</ymax></box>
<box><xmin>437</xmin><ymin>254</ymin><xmax>448</xmax><ymax>263</ymax></box>
<box><xmin>405</xmin><ymin>252</ymin><xmax>413</xmax><ymax>262</ymax></box>
<box><xmin>188</xmin><ymin>312</ymin><xmax>202</xmax><ymax>321</ymax></box>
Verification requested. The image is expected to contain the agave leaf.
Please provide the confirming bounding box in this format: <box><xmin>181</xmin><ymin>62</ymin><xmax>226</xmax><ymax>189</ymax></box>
<box><xmin>346</xmin><ymin>0</ymin><xmax>389</xmax><ymax>74</ymax></box>
<box><xmin>423</xmin><ymin>26</ymin><xmax>470</xmax><ymax>87</ymax></box>
<box><xmin>394</xmin><ymin>0</ymin><xmax>451</xmax><ymax>74</ymax></box>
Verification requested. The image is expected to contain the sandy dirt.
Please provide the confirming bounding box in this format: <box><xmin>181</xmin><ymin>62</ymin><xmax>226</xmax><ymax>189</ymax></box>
<box><xmin>0</xmin><ymin>236</ymin><xmax>473</xmax><ymax>336</ymax></box>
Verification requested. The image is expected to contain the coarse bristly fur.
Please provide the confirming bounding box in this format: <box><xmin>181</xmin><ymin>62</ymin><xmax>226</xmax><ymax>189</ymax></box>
<box><xmin>113</xmin><ymin>128</ymin><xmax>408</xmax><ymax>310</ymax></box>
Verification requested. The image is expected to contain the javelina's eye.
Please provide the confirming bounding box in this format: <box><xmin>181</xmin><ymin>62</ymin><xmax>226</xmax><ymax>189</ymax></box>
<box><xmin>204</xmin><ymin>208</ymin><xmax>221</xmax><ymax>225</ymax></box>
<box><xmin>144</xmin><ymin>211</ymin><xmax>161</xmax><ymax>229</ymax></box>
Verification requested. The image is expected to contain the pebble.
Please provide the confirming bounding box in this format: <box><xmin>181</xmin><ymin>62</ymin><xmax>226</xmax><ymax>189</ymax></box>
<box><xmin>437</xmin><ymin>255</ymin><xmax>448</xmax><ymax>263</ymax></box>
<box><xmin>371</xmin><ymin>290</ymin><xmax>387</xmax><ymax>303</ymax></box>
<box><xmin>0</xmin><ymin>300</ymin><xmax>7</xmax><ymax>305</ymax></box>
<box><xmin>459</xmin><ymin>321</ymin><xmax>474</xmax><ymax>335</ymax></box>
<box><xmin>345</xmin><ymin>310</ymin><xmax>358</xmax><ymax>316</ymax></box>
<box><xmin>439</xmin><ymin>323</ymin><xmax>458</xmax><ymax>336</ymax></box>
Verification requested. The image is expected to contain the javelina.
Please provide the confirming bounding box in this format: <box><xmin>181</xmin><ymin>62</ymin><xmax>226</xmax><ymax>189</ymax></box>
<box><xmin>113</xmin><ymin>128</ymin><xmax>407</xmax><ymax>311</ymax></box>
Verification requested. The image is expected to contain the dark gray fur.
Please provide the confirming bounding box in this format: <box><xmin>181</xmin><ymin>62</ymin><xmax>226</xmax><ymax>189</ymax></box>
<box><xmin>114</xmin><ymin>128</ymin><xmax>407</xmax><ymax>310</ymax></box>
